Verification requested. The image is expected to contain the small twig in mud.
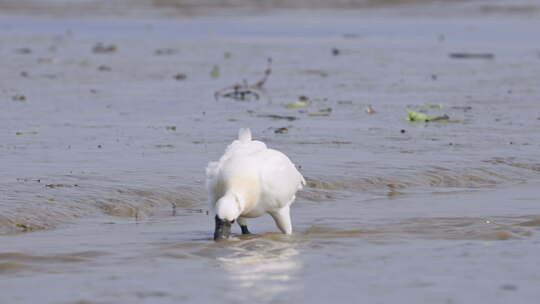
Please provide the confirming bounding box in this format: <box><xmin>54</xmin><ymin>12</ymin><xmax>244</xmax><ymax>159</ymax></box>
<box><xmin>92</xmin><ymin>43</ymin><xmax>117</xmax><ymax>54</ymax></box>
<box><xmin>214</xmin><ymin>58</ymin><xmax>273</xmax><ymax>101</ymax></box>
<box><xmin>253</xmin><ymin>57</ymin><xmax>272</xmax><ymax>89</ymax></box>
<box><xmin>257</xmin><ymin>114</ymin><xmax>297</xmax><ymax>121</ymax></box>
<box><xmin>449</xmin><ymin>53</ymin><xmax>494</xmax><ymax>60</ymax></box>
<box><xmin>274</xmin><ymin>127</ymin><xmax>289</xmax><ymax>134</ymax></box>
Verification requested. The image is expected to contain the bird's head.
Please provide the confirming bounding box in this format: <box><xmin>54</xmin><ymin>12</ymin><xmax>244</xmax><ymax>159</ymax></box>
<box><xmin>213</xmin><ymin>193</ymin><xmax>241</xmax><ymax>241</ymax></box>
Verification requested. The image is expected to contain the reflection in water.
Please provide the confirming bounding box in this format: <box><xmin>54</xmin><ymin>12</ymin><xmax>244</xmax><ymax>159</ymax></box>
<box><xmin>217</xmin><ymin>235</ymin><xmax>301</xmax><ymax>301</ymax></box>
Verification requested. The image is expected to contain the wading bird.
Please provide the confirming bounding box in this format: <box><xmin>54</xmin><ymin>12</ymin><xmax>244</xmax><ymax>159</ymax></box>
<box><xmin>206</xmin><ymin>128</ymin><xmax>305</xmax><ymax>241</ymax></box>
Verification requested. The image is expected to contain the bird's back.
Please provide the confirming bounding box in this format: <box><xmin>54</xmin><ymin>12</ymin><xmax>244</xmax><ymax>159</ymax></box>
<box><xmin>206</xmin><ymin>128</ymin><xmax>305</xmax><ymax>214</ymax></box>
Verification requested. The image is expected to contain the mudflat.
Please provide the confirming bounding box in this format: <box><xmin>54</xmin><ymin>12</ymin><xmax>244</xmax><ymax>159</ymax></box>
<box><xmin>1</xmin><ymin>1</ymin><xmax>540</xmax><ymax>303</ymax></box>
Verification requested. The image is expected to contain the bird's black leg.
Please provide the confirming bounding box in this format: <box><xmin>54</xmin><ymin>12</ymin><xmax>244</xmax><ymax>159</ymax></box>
<box><xmin>237</xmin><ymin>217</ymin><xmax>251</xmax><ymax>235</ymax></box>
<box><xmin>238</xmin><ymin>217</ymin><xmax>251</xmax><ymax>234</ymax></box>
<box><xmin>240</xmin><ymin>224</ymin><xmax>251</xmax><ymax>235</ymax></box>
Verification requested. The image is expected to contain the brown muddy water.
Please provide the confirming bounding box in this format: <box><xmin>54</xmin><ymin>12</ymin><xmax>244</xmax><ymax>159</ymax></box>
<box><xmin>1</xmin><ymin>2</ymin><xmax>540</xmax><ymax>303</ymax></box>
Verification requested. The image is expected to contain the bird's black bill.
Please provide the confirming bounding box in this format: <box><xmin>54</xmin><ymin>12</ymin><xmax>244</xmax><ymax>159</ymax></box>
<box><xmin>214</xmin><ymin>216</ymin><xmax>232</xmax><ymax>241</ymax></box>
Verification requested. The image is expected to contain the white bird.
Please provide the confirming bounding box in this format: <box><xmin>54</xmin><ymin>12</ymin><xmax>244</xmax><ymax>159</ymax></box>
<box><xmin>206</xmin><ymin>128</ymin><xmax>305</xmax><ymax>240</ymax></box>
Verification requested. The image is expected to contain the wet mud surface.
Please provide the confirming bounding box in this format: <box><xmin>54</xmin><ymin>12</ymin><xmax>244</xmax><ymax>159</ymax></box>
<box><xmin>1</xmin><ymin>1</ymin><xmax>540</xmax><ymax>303</ymax></box>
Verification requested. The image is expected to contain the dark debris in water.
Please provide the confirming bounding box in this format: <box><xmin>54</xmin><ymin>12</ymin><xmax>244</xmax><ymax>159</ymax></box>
<box><xmin>274</xmin><ymin>127</ymin><xmax>289</xmax><ymax>134</ymax></box>
<box><xmin>12</xmin><ymin>221</ymin><xmax>45</xmax><ymax>233</ymax></box>
<box><xmin>257</xmin><ymin>114</ymin><xmax>297</xmax><ymax>121</ymax></box>
<box><xmin>154</xmin><ymin>48</ymin><xmax>178</xmax><ymax>56</ymax></box>
<box><xmin>92</xmin><ymin>43</ymin><xmax>117</xmax><ymax>54</ymax></box>
<box><xmin>12</xmin><ymin>94</ymin><xmax>27</xmax><ymax>102</ymax></box>
<box><xmin>15</xmin><ymin>223</ymin><xmax>34</xmax><ymax>232</ymax></box>
<box><xmin>15</xmin><ymin>48</ymin><xmax>32</xmax><ymax>55</ymax></box>
<box><xmin>449</xmin><ymin>53</ymin><xmax>494</xmax><ymax>60</ymax></box>
<box><xmin>16</xmin><ymin>178</ymin><xmax>41</xmax><ymax>183</ymax></box>
<box><xmin>45</xmin><ymin>184</ymin><xmax>79</xmax><ymax>189</ymax></box>
<box><xmin>451</xmin><ymin>106</ymin><xmax>473</xmax><ymax>111</ymax></box>
<box><xmin>219</xmin><ymin>86</ymin><xmax>260</xmax><ymax>101</ymax></box>
<box><xmin>214</xmin><ymin>58</ymin><xmax>272</xmax><ymax>102</ymax></box>
<box><xmin>97</xmin><ymin>65</ymin><xmax>112</xmax><ymax>72</ymax></box>
<box><xmin>173</xmin><ymin>73</ymin><xmax>187</xmax><ymax>81</ymax></box>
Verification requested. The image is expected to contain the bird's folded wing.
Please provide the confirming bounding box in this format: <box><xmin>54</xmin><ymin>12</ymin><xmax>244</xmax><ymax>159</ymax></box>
<box><xmin>259</xmin><ymin>149</ymin><xmax>305</xmax><ymax>208</ymax></box>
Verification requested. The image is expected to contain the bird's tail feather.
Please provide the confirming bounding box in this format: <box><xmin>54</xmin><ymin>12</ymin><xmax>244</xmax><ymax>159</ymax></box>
<box><xmin>238</xmin><ymin>128</ymin><xmax>252</xmax><ymax>142</ymax></box>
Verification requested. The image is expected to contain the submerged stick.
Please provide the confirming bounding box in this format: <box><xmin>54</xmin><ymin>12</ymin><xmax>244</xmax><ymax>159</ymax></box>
<box><xmin>214</xmin><ymin>58</ymin><xmax>273</xmax><ymax>101</ymax></box>
<box><xmin>253</xmin><ymin>58</ymin><xmax>272</xmax><ymax>89</ymax></box>
<box><xmin>449</xmin><ymin>53</ymin><xmax>494</xmax><ymax>59</ymax></box>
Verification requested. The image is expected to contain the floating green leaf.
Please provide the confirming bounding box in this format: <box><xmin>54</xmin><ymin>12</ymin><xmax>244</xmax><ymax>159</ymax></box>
<box><xmin>15</xmin><ymin>131</ymin><xmax>38</xmax><ymax>135</ymax></box>
<box><xmin>406</xmin><ymin>109</ymin><xmax>433</xmax><ymax>121</ymax></box>
<box><xmin>406</xmin><ymin>110</ymin><xmax>451</xmax><ymax>122</ymax></box>
<box><xmin>285</xmin><ymin>101</ymin><xmax>308</xmax><ymax>108</ymax></box>
<box><xmin>307</xmin><ymin>112</ymin><xmax>330</xmax><ymax>117</ymax></box>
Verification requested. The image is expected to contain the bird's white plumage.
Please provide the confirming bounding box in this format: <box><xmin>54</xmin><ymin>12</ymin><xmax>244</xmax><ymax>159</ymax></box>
<box><xmin>206</xmin><ymin>128</ymin><xmax>305</xmax><ymax>234</ymax></box>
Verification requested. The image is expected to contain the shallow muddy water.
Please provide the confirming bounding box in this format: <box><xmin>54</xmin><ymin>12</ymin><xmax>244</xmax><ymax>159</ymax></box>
<box><xmin>1</xmin><ymin>2</ymin><xmax>540</xmax><ymax>303</ymax></box>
